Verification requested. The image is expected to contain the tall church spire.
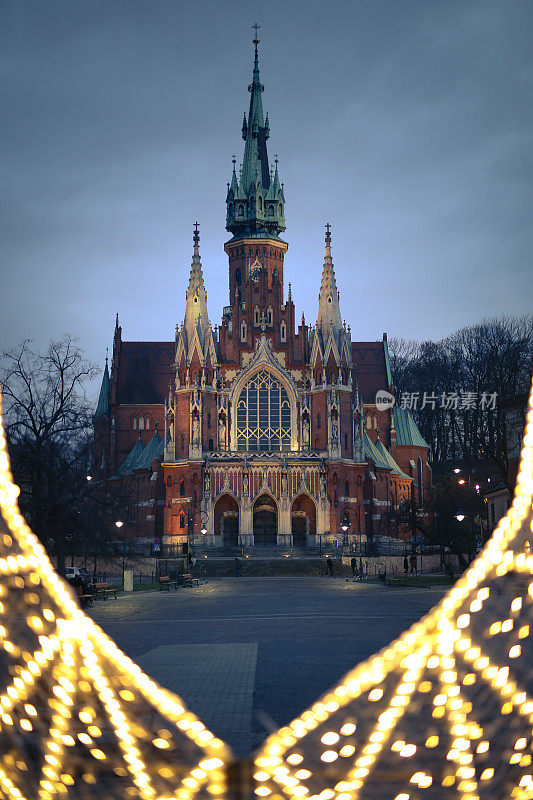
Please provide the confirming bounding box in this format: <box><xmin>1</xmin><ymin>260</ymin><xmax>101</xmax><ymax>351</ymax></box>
<box><xmin>317</xmin><ymin>223</ymin><xmax>343</xmax><ymax>335</ymax></box>
<box><xmin>226</xmin><ymin>28</ymin><xmax>285</xmax><ymax>241</ymax></box>
<box><xmin>94</xmin><ymin>356</ymin><xmax>110</xmax><ymax>418</ymax></box>
<box><xmin>184</xmin><ymin>223</ymin><xmax>210</xmax><ymax>351</ymax></box>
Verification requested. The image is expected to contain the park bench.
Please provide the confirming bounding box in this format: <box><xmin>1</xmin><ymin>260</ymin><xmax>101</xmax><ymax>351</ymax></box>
<box><xmin>181</xmin><ymin>573</ymin><xmax>200</xmax><ymax>588</ymax></box>
<box><xmin>158</xmin><ymin>576</ymin><xmax>178</xmax><ymax>591</ymax></box>
<box><xmin>94</xmin><ymin>582</ymin><xmax>118</xmax><ymax>600</ymax></box>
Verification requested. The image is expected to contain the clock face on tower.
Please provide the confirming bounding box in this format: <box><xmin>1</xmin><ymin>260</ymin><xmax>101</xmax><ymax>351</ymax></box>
<box><xmin>249</xmin><ymin>256</ymin><xmax>262</xmax><ymax>282</ymax></box>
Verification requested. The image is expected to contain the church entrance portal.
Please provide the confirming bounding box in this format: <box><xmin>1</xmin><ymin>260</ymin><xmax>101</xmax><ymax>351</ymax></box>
<box><xmin>292</xmin><ymin>515</ymin><xmax>307</xmax><ymax>547</ymax></box>
<box><xmin>253</xmin><ymin>495</ymin><xmax>277</xmax><ymax>546</ymax></box>
<box><xmin>291</xmin><ymin>494</ymin><xmax>316</xmax><ymax>547</ymax></box>
<box><xmin>222</xmin><ymin>513</ymin><xmax>238</xmax><ymax>547</ymax></box>
<box><xmin>214</xmin><ymin>494</ymin><xmax>239</xmax><ymax>547</ymax></box>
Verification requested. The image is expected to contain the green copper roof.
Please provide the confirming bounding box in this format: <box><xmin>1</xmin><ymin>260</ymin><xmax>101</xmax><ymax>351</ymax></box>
<box><xmin>394</xmin><ymin>407</ymin><xmax>429</xmax><ymax>448</ymax></box>
<box><xmin>373</xmin><ymin>436</ymin><xmax>411</xmax><ymax>480</ymax></box>
<box><xmin>226</xmin><ymin>39</ymin><xmax>285</xmax><ymax>240</ymax></box>
<box><xmin>363</xmin><ymin>432</ymin><xmax>391</xmax><ymax>471</ymax></box>
<box><xmin>114</xmin><ymin>435</ymin><xmax>145</xmax><ymax>478</ymax></box>
<box><xmin>94</xmin><ymin>361</ymin><xmax>110</xmax><ymax>417</ymax></box>
<box><xmin>133</xmin><ymin>431</ymin><xmax>164</xmax><ymax>471</ymax></box>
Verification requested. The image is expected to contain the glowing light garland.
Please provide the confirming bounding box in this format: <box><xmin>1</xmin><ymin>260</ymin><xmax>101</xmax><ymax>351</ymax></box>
<box><xmin>0</xmin><ymin>376</ymin><xmax>532</xmax><ymax>799</ymax></box>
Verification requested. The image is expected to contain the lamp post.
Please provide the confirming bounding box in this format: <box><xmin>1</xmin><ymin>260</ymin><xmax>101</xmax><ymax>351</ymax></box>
<box><xmin>340</xmin><ymin>501</ymin><xmax>362</xmax><ymax>575</ymax></box>
<box><xmin>116</xmin><ymin>520</ymin><xmax>124</xmax><ymax>586</ymax></box>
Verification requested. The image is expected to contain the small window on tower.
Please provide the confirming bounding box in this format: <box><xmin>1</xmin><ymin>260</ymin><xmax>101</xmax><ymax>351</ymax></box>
<box><xmin>280</xmin><ymin>321</ymin><xmax>286</xmax><ymax>343</ymax></box>
<box><xmin>208</xmin><ymin>438</ymin><xmax>213</xmax><ymax>451</ymax></box>
<box><xmin>179</xmin><ymin>514</ymin><xmax>185</xmax><ymax>529</ymax></box>
<box><xmin>146</xmin><ymin>418</ymin><xmax>150</xmax><ymax>431</ymax></box>
<box><xmin>138</xmin><ymin>417</ymin><xmax>144</xmax><ymax>431</ymax></box>
<box><xmin>241</xmin><ymin>321</ymin><xmax>247</xmax><ymax>342</ymax></box>
<box><xmin>235</xmin><ymin>268</ymin><xmax>242</xmax><ymax>286</ymax></box>
<box><xmin>179</xmin><ymin>479</ymin><xmax>185</xmax><ymax>497</ymax></box>
<box><xmin>133</xmin><ymin>418</ymin><xmax>137</xmax><ymax>430</ymax></box>
<box><xmin>366</xmin><ymin>416</ymin><xmax>372</xmax><ymax>429</ymax></box>
<box><xmin>267</xmin><ymin>306</ymin><xmax>273</xmax><ymax>325</ymax></box>
<box><xmin>317</xmin><ymin>413</ymin><xmax>321</xmax><ymax>429</ymax></box>
<box><xmin>207</xmin><ymin>413</ymin><xmax>211</xmax><ymax>429</ymax></box>
<box><xmin>345</xmin><ymin>433</ymin><xmax>348</xmax><ymax>450</ymax></box>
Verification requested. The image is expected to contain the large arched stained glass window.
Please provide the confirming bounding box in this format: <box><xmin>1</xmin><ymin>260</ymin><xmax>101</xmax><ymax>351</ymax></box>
<box><xmin>236</xmin><ymin>370</ymin><xmax>291</xmax><ymax>451</ymax></box>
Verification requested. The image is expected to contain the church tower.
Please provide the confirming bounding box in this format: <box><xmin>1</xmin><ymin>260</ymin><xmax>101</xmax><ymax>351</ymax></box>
<box><xmin>223</xmin><ymin>32</ymin><xmax>290</xmax><ymax>361</ymax></box>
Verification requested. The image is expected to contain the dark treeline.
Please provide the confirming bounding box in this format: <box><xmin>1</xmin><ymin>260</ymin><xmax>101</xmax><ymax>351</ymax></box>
<box><xmin>389</xmin><ymin>315</ymin><xmax>532</xmax><ymax>486</ymax></box>
<box><xmin>1</xmin><ymin>337</ymin><xmax>98</xmax><ymax>575</ymax></box>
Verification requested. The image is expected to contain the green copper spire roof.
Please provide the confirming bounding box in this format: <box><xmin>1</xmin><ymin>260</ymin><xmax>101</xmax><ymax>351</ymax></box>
<box><xmin>226</xmin><ymin>32</ymin><xmax>285</xmax><ymax>241</ymax></box>
<box><xmin>94</xmin><ymin>356</ymin><xmax>110</xmax><ymax>418</ymax></box>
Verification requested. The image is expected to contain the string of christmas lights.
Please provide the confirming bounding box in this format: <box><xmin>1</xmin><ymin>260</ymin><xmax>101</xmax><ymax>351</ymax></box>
<box><xmin>0</xmin><ymin>375</ymin><xmax>532</xmax><ymax>799</ymax></box>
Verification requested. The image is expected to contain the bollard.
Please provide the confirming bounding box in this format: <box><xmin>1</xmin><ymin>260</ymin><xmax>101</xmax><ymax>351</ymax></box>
<box><xmin>124</xmin><ymin>570</ymin><xmax>134</xmax><ymax>592</ymax></box>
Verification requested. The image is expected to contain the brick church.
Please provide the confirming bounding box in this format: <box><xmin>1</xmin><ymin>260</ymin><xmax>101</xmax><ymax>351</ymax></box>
<box><xmin>93</xmin><ymin>36</ymin><xmax>430</xmax><ymax>554</ymax></box>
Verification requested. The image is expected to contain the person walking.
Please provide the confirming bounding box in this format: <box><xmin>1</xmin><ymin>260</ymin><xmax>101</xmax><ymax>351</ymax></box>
<box><xmin>235</xmin><ymin>557</ymin><xmax>241</xmax><ymax>577</ymax></box>
<box><xmin>410</xmin><ymin>553</ymin><xmax>417</xmax><ymax>575</ymax></box>
<box><xmin>403</xmin><ymin>556</ymin><xmax>408</xmax><ymax>577</ymax></box>
<box><xmin>327</xmin><ymin>557</ymin><xmax>334</xmax><ymax>577</ymax></box>
<box><xmin>350</xmin><ymin>556</ymin><xmax>357</xmax><ymax>577</ymax></box>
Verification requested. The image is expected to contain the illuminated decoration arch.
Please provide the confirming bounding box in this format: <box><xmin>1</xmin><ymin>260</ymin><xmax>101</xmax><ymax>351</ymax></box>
<box><xmin>0</xmin><ymin>376</ymin><xmax>533</xmax><ymax>798</ymax></box>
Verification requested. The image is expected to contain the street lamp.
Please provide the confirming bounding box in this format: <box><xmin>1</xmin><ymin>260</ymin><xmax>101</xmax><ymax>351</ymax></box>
<box><xmin>116</xmin><ymin>520</ymin><xmax>124</xmax><ymax>587</ymax></box>
<box><xmin>455</xmin><ymin>513</ymin><xmax>465</xmax><ymax>522</ymax></box>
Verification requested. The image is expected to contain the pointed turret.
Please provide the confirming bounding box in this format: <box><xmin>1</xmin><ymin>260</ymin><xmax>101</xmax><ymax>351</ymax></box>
<box><xmin>316</xmin><ymin>223</ymin><xmax>343</xmax><ymax>336</ymax></box>
<box><xmin>94</xmin><ymin>355</ymin><xmax>110</xmax><ymax>418</ymax></box>
<box><xmin>175</xmin><ymin>224</ymin><xmax>218</xmax><ymax>370</ymax></box>
<box><xmin>226</xmin><ymin>31</ymin><xmax>285</xmax><ymax>240</ymax></box>
<box><xmin>184</xmin><ymin>223</ymin><xmax>210</xmax><ymax>352</ymax></box>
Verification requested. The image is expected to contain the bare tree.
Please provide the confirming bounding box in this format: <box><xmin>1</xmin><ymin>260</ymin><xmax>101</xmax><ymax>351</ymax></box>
<box><xmin>390</xmin><ymin>315</ymin><xmax>532</xmax><ymax>485</ymax></box>
<box><xmin>1</xmin><ymin>337</ymin><xmax>99</xmax><ymax>575</ymax></box>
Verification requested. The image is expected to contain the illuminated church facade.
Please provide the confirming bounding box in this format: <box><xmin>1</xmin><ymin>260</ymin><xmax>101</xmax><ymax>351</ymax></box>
<box><xmin>93</xmin><ymin>38</ymin><xmax>430</xmax><ymax>553</ymax></box>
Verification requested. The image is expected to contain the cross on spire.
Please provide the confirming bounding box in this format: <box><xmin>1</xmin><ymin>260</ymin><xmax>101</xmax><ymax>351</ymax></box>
<box><xmin>325</xmin><ymin>222</ymin><xmax>331</xmax><ymax>247</ymax></box>
<box><xmin>193</xmin><ymin>221</ymin><xmax>199</xmax><ymax>247</ymax></box>
<box><xmin>252</xmin><ymin>22</ymin><xmax>260</xmax><ymax>43</ymax></box>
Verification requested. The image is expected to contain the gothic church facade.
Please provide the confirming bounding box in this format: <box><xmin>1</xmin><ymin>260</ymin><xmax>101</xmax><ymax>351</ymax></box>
<box><xmin>93</xmin><ymin>39</ymin><xmax>430</xmax><ymax>552</ymax></box>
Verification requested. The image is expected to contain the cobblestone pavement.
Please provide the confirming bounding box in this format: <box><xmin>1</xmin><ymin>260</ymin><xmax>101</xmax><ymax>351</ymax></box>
<box><xmin>89</xmin><ymin>577</ymin><xmax>445</xmax><ymax>756</ymax></box>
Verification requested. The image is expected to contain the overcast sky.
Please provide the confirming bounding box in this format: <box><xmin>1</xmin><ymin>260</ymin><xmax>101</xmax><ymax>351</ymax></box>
<box><xmin>1</xmin><ymin>0</ymin><xmax>532</xmax><ymax>397</ymax></box>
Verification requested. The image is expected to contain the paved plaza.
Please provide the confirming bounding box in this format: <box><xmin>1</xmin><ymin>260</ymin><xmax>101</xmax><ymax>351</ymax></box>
<box><xmin>89</xmin><ymin>577</ymin><xmax>446</xmax><ymax>756</ymax></box>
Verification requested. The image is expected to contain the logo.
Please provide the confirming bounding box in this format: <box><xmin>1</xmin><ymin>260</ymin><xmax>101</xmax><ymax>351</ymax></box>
<box><xmin>375</xmin><ymin>390</ymin><xmax>395</xmax><ymax>411</ymax></box>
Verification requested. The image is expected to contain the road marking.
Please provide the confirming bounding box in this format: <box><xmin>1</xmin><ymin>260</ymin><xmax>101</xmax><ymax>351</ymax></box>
<box><xmin>99</xmin><ymin>612</ymin><xmax>427</xmax><ymax>624</ymax></box>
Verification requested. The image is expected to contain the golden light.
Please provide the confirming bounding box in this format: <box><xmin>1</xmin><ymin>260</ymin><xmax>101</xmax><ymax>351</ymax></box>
<box><xmin>0</xmin><ymin>373</ymin><xmax>533</xmax><ymax>799</ymax></box>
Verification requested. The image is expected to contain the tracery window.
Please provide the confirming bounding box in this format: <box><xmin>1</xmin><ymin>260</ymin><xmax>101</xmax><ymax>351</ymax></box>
<box><xmin>236</xmin><ymin>370</ymin><xmax>291</xmax><ymax>452</ymax></box>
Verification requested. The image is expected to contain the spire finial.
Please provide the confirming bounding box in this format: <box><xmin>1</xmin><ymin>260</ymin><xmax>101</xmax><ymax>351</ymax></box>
<box><xmin>105</xmin><ymin>346</ymin><xmax>108</xmax><ymax>368</ymax></box>
<box><xmin>252</xmin><ymin>22</ymin><xmax>260</xmax><ymax>45</ymax></box>
<box><xmin>193</xmin><ymin>221</ymin><xmax>199</xmax><ymax>248</ymax></box>
<box><xmin>325</xmin><ymin>222</ymin><xmax>332</xmax><ymax>248</ymax></box>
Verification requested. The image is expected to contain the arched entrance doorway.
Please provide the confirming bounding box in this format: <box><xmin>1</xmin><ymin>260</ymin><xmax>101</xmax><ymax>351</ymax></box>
<box><xmin>214</xmin><ymin>494</ymin><xmax>239</xmax><ymax>547</ymax></box>
<box><xmin>291</xmin><ymin>493</ymin><xmax>316</xmax><ymax>547</ymax></box>
<box><xmin>253</xmin><ymin>494</ymin><xmax>278</xmax><ymax>546</ymax></box>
